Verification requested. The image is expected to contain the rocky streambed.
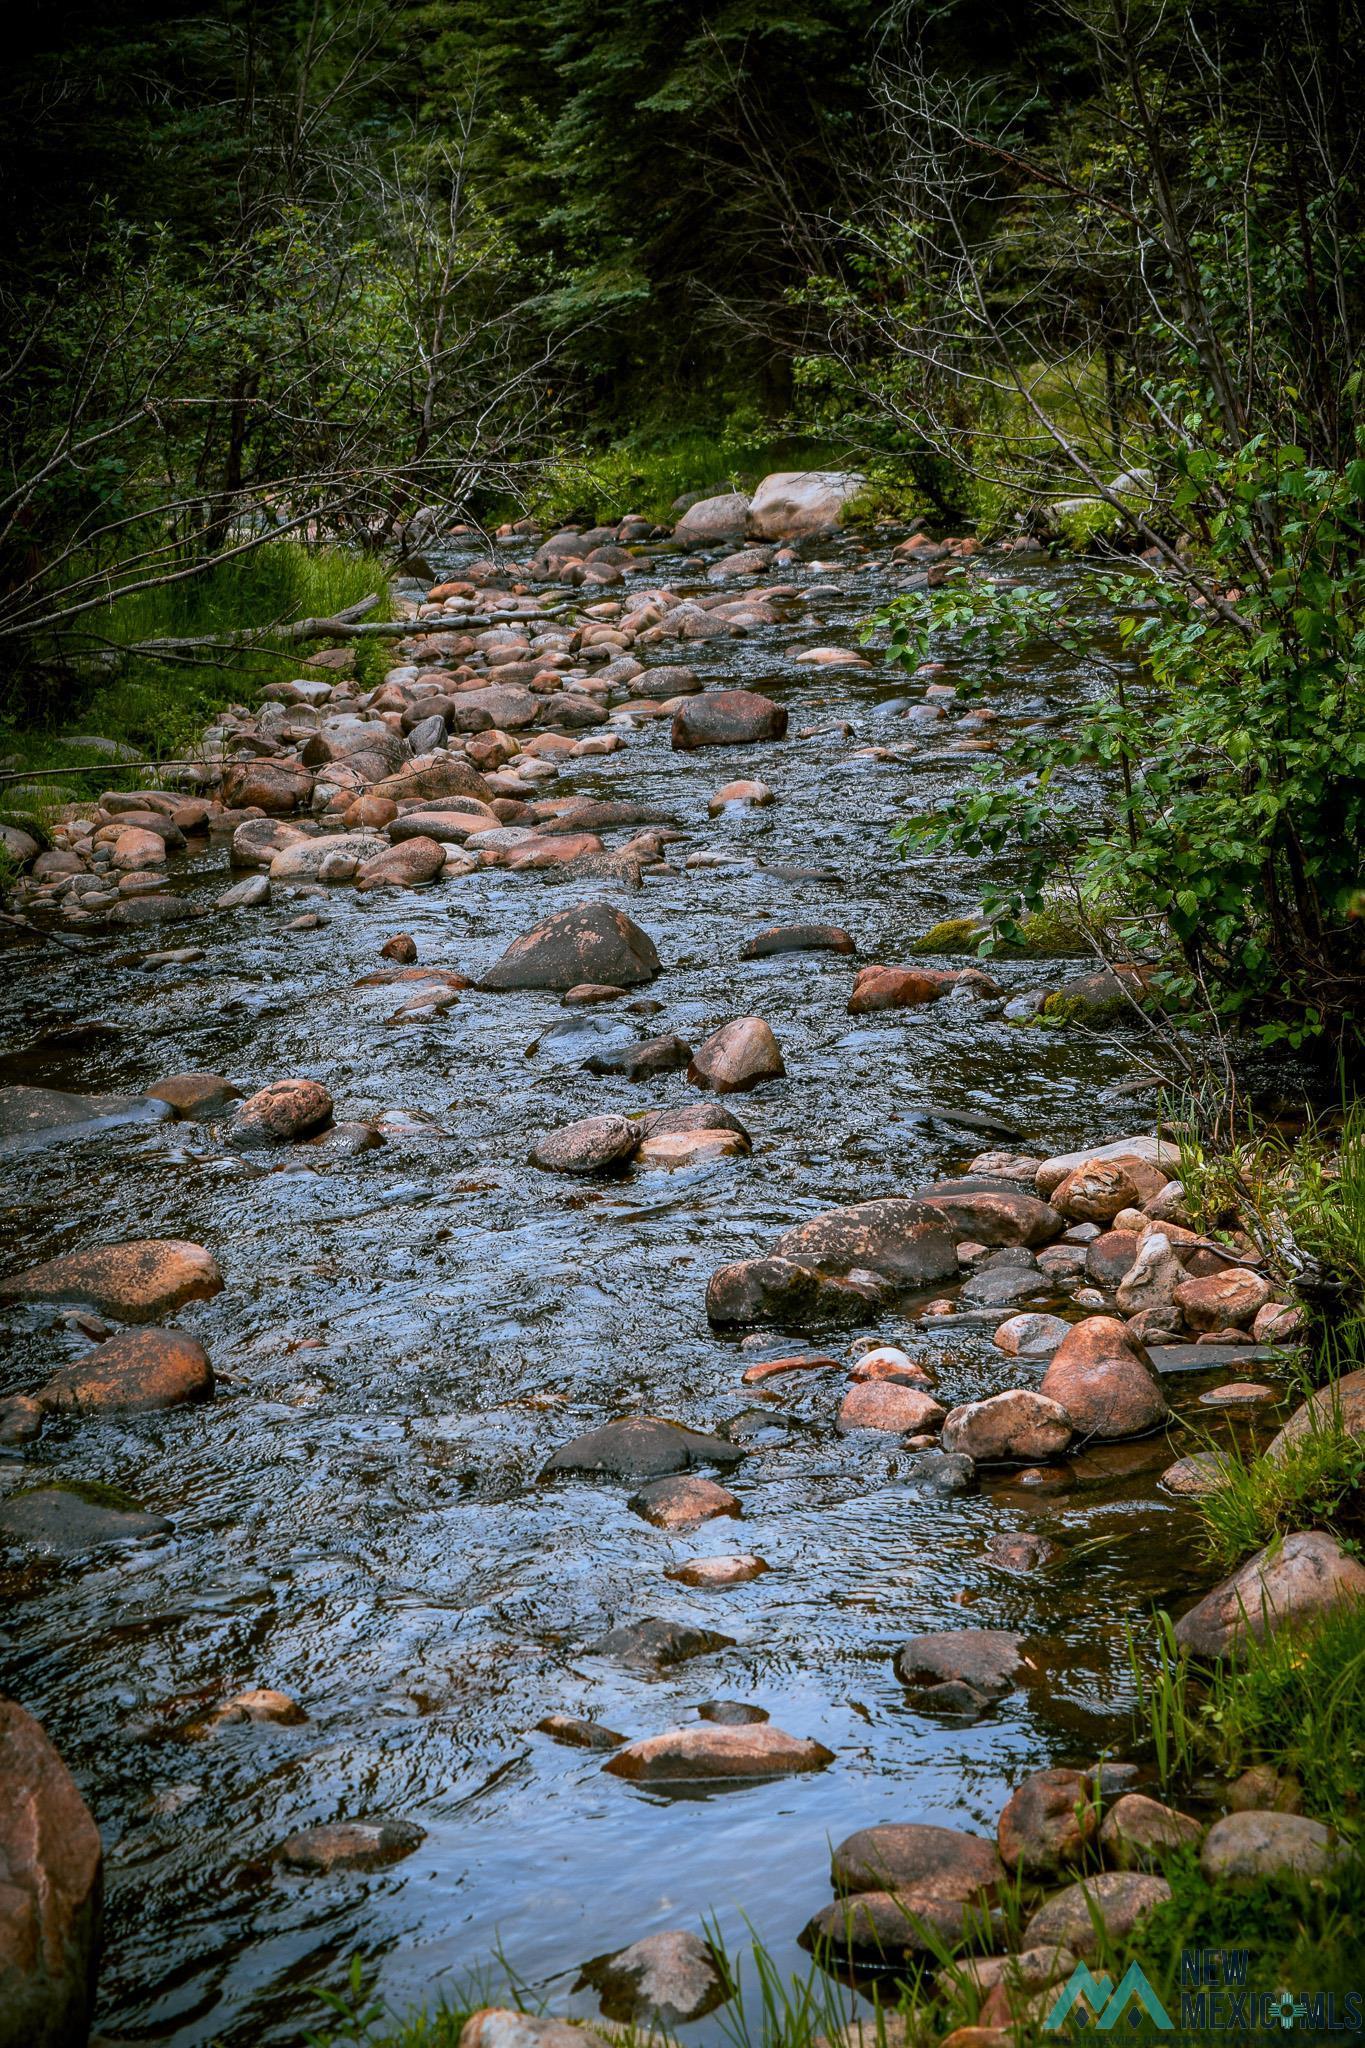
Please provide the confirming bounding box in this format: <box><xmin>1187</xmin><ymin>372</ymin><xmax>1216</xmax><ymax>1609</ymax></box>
<box><xmin>0</xmin><ymin>498</ymin><xmax>1335</xmax><ymax>2045</ymax></box>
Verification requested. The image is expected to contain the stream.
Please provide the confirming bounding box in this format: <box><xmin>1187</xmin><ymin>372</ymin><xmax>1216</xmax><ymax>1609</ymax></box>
<box><xmin>0</xmin><ymin>529</ymin><xmax>1281</xmax><ymax>2043</ymax></box>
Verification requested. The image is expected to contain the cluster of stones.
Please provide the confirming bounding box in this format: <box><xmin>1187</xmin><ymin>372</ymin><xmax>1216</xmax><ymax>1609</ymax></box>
<box><xmin>2</xmin><ymin>470</ymin><xmax>1353</xmax><ymax>2044</ymax></box>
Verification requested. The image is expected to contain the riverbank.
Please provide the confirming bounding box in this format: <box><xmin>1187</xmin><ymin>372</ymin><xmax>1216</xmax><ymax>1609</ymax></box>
<box><xmin>1</xmin><ymin>484</ymin><xmax>1361</xmax><ymax>2046</ymax></box>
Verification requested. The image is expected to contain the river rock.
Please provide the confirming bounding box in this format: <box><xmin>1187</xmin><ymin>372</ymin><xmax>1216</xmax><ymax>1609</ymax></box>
<box><xmin>606</xmin><ymin>1724</ymin><xmax>831</xmax><ymax>1783</ymax></box>
<box><xmin>1200</xmin><ymin>1810</ymin><xmax>1344</xmax><ymax>1883</ymax></box>
<box><xmin>688</xmin><ymin>1017</ymin><xmax>784</xmax><ymax>1091</ymax></box>
<box><xmin>942</xmin><ymin>1391</ymin><xmax>1073</xmax><ymax>1464</ymax></box>
<box><xmin>674</xmin><ymin>492</ymin><xmax>751</xmax><ymax>547</ymax></box>
<box><xmin>985</xmin><ymin>1531</ymin><xmax>1064</xmax><ymax>1573</ymax></box>
<box><xmin>831</xmin><ymin>1822</ymin><xmax>1003</xmax><ymax>1900</ymax></box>
<box><xmin>1267</xmin><ymin>1368</ymin><xmax>1365</xmax><ymax>1462</ymax></box>
<box><xmin>276</xmin><ymin>1818</ymin><xmax>425</xmax><ymax>1872</ymax></box>
<box><xmin>1039</xmin><ymin>1317</ymin><xmax>1170</xmax><ymax>1439</ymax></box>
<box><xmin>630</xmin><ymin>1475</ymin><xmax>741</xmax><ymax>1527</ymax></box>
<box><xmin>1161</xmin><ymin>1452</ymin><xmax>1226</xmax><ymax>1496</ymax></box>
<box><xmin>994</xmin><ymin>1313</ymin><xmax>1070</xmax><ymax>1357</ymax></box>
<box><xmin>0</xmin><ymin>1239</ymin><xmax>223</xmax><ymax>1322</ymax></box>
<box><xmin>226</xmin><ymin>1078</ymin><xmax>333</xmax><ymax>1148</ymax></box>
<box><xmin>371</xmin><ymin>757</ymin><xmax>491</xmax><ymax>805</ymax></box>
<box><xmin>355</xmin><ymin>835</ymin><xmax>446</xmax><ymax>889</ymax></box>
<box><xmin>1085</xmin><ymin>1230</ymin><xmax>1140</xmax><ymax>1289</ymax></box>
<box><xmin>667</xmin><ymin>1552</ymin><xmax>766</xmax><ymax>1587</ymax></box>
<box><xmin>894</xmin><ymin>1629</ymin><xmax>1025</xmax><ymax>1703</ymax></box>
<box><xmin>217</xmin><ymin>874</ymin><xmax>271</xmax><ymax>908</ymax></box>
<box><xmin>705</xmin><ymin>1257</ymin><xmax>878</xmax><ymax>1327</ymax></box>
<box><xmin>1173</xmin><ymin>1529</ymin><xmax>1365</xmax><ymax>1656</ymax></box>
<box><xmin>147</xmin><ymin>1072</ymin><xmax>240</xmax><ymax>1118</ymax></box>
<box><xmin>911</xmin><ymin>1183</ymin><xmax>1064</xmax><ymax>1247</ymax></box>
<box><xmin>634</xmin><ymin>665</ymin><xmax>701</xmax><ymax>700</ymax></box>
<box><xmin>221</xmin><ymin>759</ymin><xmax>314</xmax><ymax>812</ymax></box>
<box><xmin>38</xmin><ymin>1328</ymin><xmax>212</xmax><ymax>1414</ymax></box>
<box><xmin>1115</xmin><ymin>1231</ymin><xmax>1184</xmax><ymax>1314</ymax></box>
<box><xmin>544</xmin><ymin>1416</ymin><xmax>743</xmax><ymax>1479</ymax></box>
<box><xmin>638</xmin><ymin>1126</ymin><xmax>749</xmax><ymax>1167</ymax></box>
<box><xmin>537</xmin><ymin>1715</ymin><xmax>625</xmax><ymax>1751</ymax></box>
<box><xmin>583</xmin><ymin>1034</ymin><xmax>692</xmax><ymax>1079</ymax></box>
<box><xmin>997</xmin><ymin>1767</ymin><xmax>1097</xmax><ymax>1878</ymax></box>
<box><xmin>0</xmin><ymin>1701</ymin><xmax>103</xmax><ymax>2048</ymax></box>
<box><xmin>1174</xmin><ymin>1268</ymin><xmax>1272</xmax><ymax>1331</ymax></box>
<box><xmin>1023</xmin><ymin>1872</ymin><xmax>1170</xmax><ymax>1956</ymax></box>
<box><xmin>959</xmin><ymin>1265</ymin><xmax>1047</xmax><ymax>1309</ymax></box>
<box><xmin>740</xmin><ymin>924</ymin><xmax>855</xmax><ymax>959</ymax></box>
<box><xmin>0</xmin><ymin>1486</ymin><xmax>172</xmax><ymax>1554</ymax></box>
<box><xmin>483</xmin><ymin>902</ymin><xmax>660</xmax><ymax>991</ymax></box>
<box><xmin>848</xmin><ymin>1345</ymin><xmax>935</xmax><ymax>1386</ymax></box>
<box><xmin>1100</xmin><ymin>1793</ymin><xmax>1203</xmax><ymax>1869</ymax></box>
<box><xmin>1034</xmin><ymin>1135</ymin><xmax>1176</xmax><ymax>1198</ymax></box>
<box><xmin>801</xmin><ymin>1889</ymin><xmax>994</xmax><ymax>1962</ymax></box>
<box><xmin>0</xmin><ymin>1084</ymin><xmax>173</xmax><ymax>1156</ymax></box>
<box><xmin>1050</xmin><ymin>1159</ymin><xmax>1142</xmax><ymax>1223</ymax></box>
<box><xmin>747</xmin><ymin>471</ymin><xmax>864</xmax><ymax>540</ymax></box>
<box><xmin>672</xmin><ymin>691</ymin><xmax>787</xmax><ymax>750</ymax></box>
<box><xmin>530</xmin><ymin>1115</ymin><xmax>642</xmax><ymax>1175</ymax></box>
<box><xmin>269</xmin><ymin>831</ymin><xmax>383</xmax><ymax>881</ymax></box>
<box><xmin>847</xmin><ymin>966</ymin><xmax>957</xmax><ymax>1012</ymax></box>
<box><xmin>774</xmin><ymin>1200</ymin><xmax>959</xmax><ymax>1286</ymax></box>
<box><xmin>709</xmin><ymin>779</ymin><xmax>773</xmax><ymax>812</ymax></box>
<box><xmin>586</xmin><ymin>1929</ymin><xmax>728</xmax><ymax>2025</ymax></box>
<box><xmin>837</xmin><ymin>1382</ymin><xmax>945</xmax><ymax>1433</ymax></box>
<box><xmin>461</xmin><ymin>2014</ymin><xmax>610</xmax><ymax>2048</ymax></box>
<box><xmin>587</xmin><ymin>1618</ymin><xmax>733</xmax><ymax>1670</ymax></box>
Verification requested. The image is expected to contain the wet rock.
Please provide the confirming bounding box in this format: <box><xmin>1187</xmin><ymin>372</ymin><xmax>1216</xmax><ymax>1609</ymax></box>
<box><xmin>1200</xmin><ymin>1810</ymin><xmax>1344</xmax><ymax>1883</ymax></box>
<box><xmin>530</xmin><ymin>1114</ymin><xmax>642</xmax><ymax>1175</ymax></box>
<box><xmin>837</xmin><ymin>1382</ymin><xmax>945</xmax><ymax>1433</ymax></box>
<box><xmin>0</xmin><ymin>1395</ymin><xmax>42</xmax><ymax>1445</ymax></box>
<box><xmin>221</xmin><ymin>759</ymin><xmax>313</xmax><ymax>812</ymax></box>
<box><xmin>1173</xmin><ymin>1529</ymin><xmax>1365</xmax><ymax>1657</ymax></box>
<box><xmin>460</xmin><ymin>2012</ymin><xmax>609</xmax><ymax>2048</ymax></box>
<box><xmin>39</xmin><ymin>1328</ymin><xmax>212</xmax><ymax>1414</ymax></box>
<box><xmin>902</xmin><ymin>1449</ymin><xmax>976</xmax><ymax>1496</ymax></box>
<box><xmin>672</xmin><ymin>690</ymin><xmax>787</xmax><ymax>750</ymax></box>
<box><xmin>941</xmin><ymin>1391</ymin><xmax>1073</xmax><ymax>1464</ymax></box>
<box><xmin>831</xmin><ymin>1823</ymin><xmax>1003</xmax><ymax>1900</ymax></box>
<box><xmin>705</xmin><ymin>1257</ymin><xmax>877</xmax><ymax>1327</ymax></box>
<box><xmin>633</xmin><ymin>665</ymin><xmax>702</xmax><ymax>700</ymax></box>
<box><xmin>1051</xmin><ymin>1159</ymin><xmax>1142</xmax><ymax>1224</ymax></box>
<box><xmin>1161</xmin><ymin>1452</ymin><xmax>1225</xmax><ymax>1497</ymax></box>
<box><xmin>269</xmin><ymin>831</ymin><xmax>382</xmax><ymax>882</ymax></box>
<box><xmin>629</xmin><ymin>1476</ymin><xmax>741</xmax><ymax>1527</ymax></box>
<box><xmin>997</xmin><ymin>1767</ymin><xmax>1097</xmax><ymax>1878</ymax></box>
<box><xmin>276</xmin><ymin>1818</ymin><xmax>425</xmax><ymax>1873</ymax></box>
<box><xmin>483</xmin><ymin>902</ymin><xmax>660</xmax><ymax>991</ymax></box>
<box><xmin>0</xmin><ymin>1700</ymin><xmax>103</xmax><ymax>2048</ymax></box>
<box><xmin>847</xmin><ymin>965</ymin><xmax>957</xmax><ymax>1012</ymax></box>
<box><xmin>747</xmin><ymin>470</ymin><xmax>864</xmax><ymax>540</ymax></box>
<box><xmin>911</xmin><ymin>1184</ymin><xmax>1064</xmax><ymax>1248</ymax></box>
<box><xmin>606</xmin><ymin>1724</ymin><xmax>831</xmax><ymax>1782</ymax></box>
<box><xmin>1227</xmin><ymin>1766</ymin><xmax>1302</xmax><ymax>1814</ymax></box>
<box><xmin>959</xmin><ymin>1265</ymin><xmax>1048</xmax><ymax>1309</ymax></box>
<box><xmin>587</xmin><ymin>1618</ymin><xmax>733</xmax><ymax>1671</ymax></box>
<box><xmin>801</xmin><ymin>1889</ymin><xmax>995</xmax><ymax>1962</ymax></box>
<box><xmin>217</xmin><ymin>874</ymin><xmax>271</xmax><ymax>909</ymax></box>
<box><xmin>667</xmin><ymin>1554</ymin><xmax>767</xmax><ymax>1587</ymax></box>
<box><xmin>583</xmin><ymin>1034</ymin><xmax>693</xmax><ymax>1080</ymax></box>
<box><xmin>1034</xmin><ymin>1135</ymin><xmax>1176</xmax><ymax>1198</ymax></box>
<box><xmin>226</xmin><ymin>1078</ymin><xmax>333</xmax><ymax>1148</ymax></box>
<box><xmin>0</xmin><ymin>1239</ymin><xmax>223</xmax><ymax>1322</ymax></box>
<box><xmin>984</xmin><ymin>1531</ymin><xmax>1064</xmax><ymax>1574</ymax></box>
<box><xmin>194</xmin><ymin>1688</ymin><xmax>306</xmax><ymax>1734</ymax></box>
<box><xmin>544</xmin><ymin>1416</ymin><xmax>743</xmax><ymax>1480</ymax></box>
<box><xmin>1200</xmin><ymin>1381</ymin><xmax>1277</xmax><ymax>1408</ymax></box>
<box><xmin>380</xmin><ymin>933</ymin><xmax>419</xmax><ymax>963</ymax></box>
<box><xmin>1024</xmin><ymin>1872</ymin><xmax>1170</xmax><ymax>1957</ymax></box>
<box><xmin>1115</xmin><ymin>1231</ymin><xmax>1184</xmax><ymax>1314</ymax></box>
<box><xmin>1267</xmin><ymin>1367</ymin><xmax>1365</xmax><ymax>1462</ymax></box>
<box><xmin>1100</xmin><ymin>1794</ymin><xmax>1203</xmax><ymax>1869</ymax></box>
<box><xmin>536</xmin><ymin>1715</ymin><xmax>626</xmax><ymax>1751</ymax></box>
<box><xmin>1039</xmin><ymin>1317</ymin><xmax>1170</xmax><ymax>1439</ymax></box>
<box><xmin>585</xmin><ymin>1929</ymin><xmax>728</xmax><ymax>2025</ymax></box>
<box><xmin>674</xmin><ymin>492</ymin><xmax>751</xmax><ymax>547</ymax></box>
<box><xmin>688</xmin><ymin>1016</ymin><xmax>784</xmax><ymax>1092</ymax></box>
<box><xmin>1174</xmin><ymin>1268</ymin><xmax>1272</xmax><ymax>1331</ymax></box>
<box><xmin>741</xmin><ymin>924</ymin><xmax>855</xmax><ymax>959</ymax></box>
<box><xmin>147</xmin><ymin>1072</ymin><xmax>239</xmax><ymax>1118</ymax></box>
<box><xmin>371</xmin><ymin>757</ymin><xmax>492</xmax><ymax>806</ymax></box>
<box><xmin>709</xmin><ymin>779</ymin><xmax>773</xmax><ymax>812</ymax></box>
<box><xmin>0</xmin><ymin>1485</ymin><xmax>171</xmax><ymax>1554</ymax></box>
<box><xmin>994</xmin><ymin>1312</ymin><xmax>1070</xmax><ymax>1357</ymax></box>
<box><xmin>894</xmin><ymin>1629</ymin><xmax>1026</xmax><ymax>1702</ymax></box>
<box><xmin>1085</xmin><ymin>1230</ymin><xmax>1140</xmax><ymax>1290</ymax></box>
<box><xmin>696</xmin><ymin>1700</ymin><xmax>766</xmax><ymax>1724</ymax></box>
<box><xmin>773</xmin><ymin>1200</ymin><xmax>958</xmax><ymax>1286</ymax></box>
<box><xmin>638</xmin><ymin>1126</ymin><xmax>749</xmax><ymax>1167</ymax></box>
<box><xmin>356</xmin><ymin>835</ymin><xmax>446</xmax><ymax>890</ymax></box>
<box><xmin>1252</xmin><ymin>1301</ymin><xmax>1305</xmax><ymax>1343</ymax></box>
<box><xmin>848</xmin><ymin>1344</ymin><xmax>935</xmax><ymax>1386</ymax></box>
<box><xmin>0</xmin><ymin>1083</ymin><xmax>173</xmax><ymax>1157</ymax></box>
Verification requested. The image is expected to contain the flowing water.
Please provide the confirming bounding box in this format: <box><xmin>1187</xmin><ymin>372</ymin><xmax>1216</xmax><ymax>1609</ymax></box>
<box><xmin>0</xmin><ymin>535</ymin><xmax>1277</xmax><ymax>2043</ymax></box>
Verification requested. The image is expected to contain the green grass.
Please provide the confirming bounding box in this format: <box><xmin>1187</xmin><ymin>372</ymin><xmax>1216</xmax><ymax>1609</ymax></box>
<box><xmin>1195</xmin><ymin>1384</ymin><xmax>1365</xmax><ymax>1572</ymax></box>
<box><xmin>1</xmin><ymin>540</ymin><xmax>390</xmax><ymax>820</ymax></box>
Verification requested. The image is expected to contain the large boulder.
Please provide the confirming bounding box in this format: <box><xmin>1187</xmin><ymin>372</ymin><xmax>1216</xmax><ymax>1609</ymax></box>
<box><xmin>0</xmin><ymin>1702</ymin><xmax>102</xmax><ymax>2048</ymax></box>
<box><xmin>483</xmin><ymin>903</ymin><xmax>660</xmax><ymax>991</ymax></box>
<box><xmin>773</xmin><ymin>1199</ymin><xmax>959</xmax><ymax>1287</ymax></box>
<box><xmin>1173</xmin><ymin>1529</ymin><xmax>1365</xmax><ymax>1657</ymax></box>
<box><xmin>1266</xmin><ymin>1369</ymin><xmax>1365</xmax><ymax>1463</ymax></box>
<box><xmin>220</xmin><ymin>759</ymin><xmax>313</xmax><ymax>813</ymax></box>
<box><xmin>0</xmin><ymin>1240</ymin><xmax>223</xmax><ymax>1323</ymax></box>
<box><xmin>371</xmin><ymin>756</ymin><xmax>492</xmax><ymax>806</ymax></box>
<box><xmin>673</xmin><ymin>493</ymin><xmax>751</xmax><ymax>548</ymax></box>
<box><xmin>1199</xmin><ymin>1811</ymin><xmax>1346</xmax><ymax>1883</ymax></box>
<box><xmin>672</xmin><ymin>691</ymin><xmax>787</xmax><ymax>751</ymax></box>
<box><xmin>941</xmin><ymin>1390</ymin><xmax>1074</xmax><ymax>1465</ymax></box>
<box><xmin>1039</xmin><ymin>1316</ymin><xmax>1170</xmax><ymax>1439</ymax></box>
<box><xmin>910</xmin><ymin>1182</ymin><xmax>1064</xmax><ymax>1248</ymax></box>
<box><xmin>268</xmin><ymin>831</ymin><xmax>383</xmax><ymax>882</ymax></box>
<box><xmin>747</xmin><ymin>470</ymin><xmax>864</xmax><ymax>541</ymax></box>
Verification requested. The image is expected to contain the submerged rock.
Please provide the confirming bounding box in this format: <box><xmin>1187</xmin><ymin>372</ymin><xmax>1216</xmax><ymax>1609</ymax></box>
<box><xmin>586</xmin><ymin>1618</ymin><xmax>733</xmax><ymax>1670</ymax></box>
<box><xmin>0</xmin><ymin>1485</ymin><xmax>172</xmax><ymax>1554</ymax></box>
<box><xmin>605</xmin><ymin>1724</ymin><xmax>831</xmax><ymax>1782</ymax></box>
<box><xmin>483</xmin><ymin>902</ymin><xmax>660</xmax><ymax>991</ymax></box>
<box><xmin>544</xmin><ymin>1416</ymin><xmax>743</xmax><ymax>1479</ymax></box>
<box><xmin>584</xmin><ymin>1929</ymin><xmax>729</xmax><ymax>2025</ymax></box>
<box><xmin>276</xmin><ymin>1818</ymin><xmax>425</xmax><ymax>1873</ymax></box>
<box><xmin>0</xmin><ymin>1083</ymin><xmax>171</xmax><ymax>1157</ymax></box>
